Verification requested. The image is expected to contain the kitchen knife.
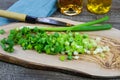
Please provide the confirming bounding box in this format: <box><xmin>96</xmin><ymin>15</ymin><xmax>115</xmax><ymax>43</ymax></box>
<box><xmin>0</xmin><ymin>10</ymin><xmax>73</xmax><ymax>26</ymax></box>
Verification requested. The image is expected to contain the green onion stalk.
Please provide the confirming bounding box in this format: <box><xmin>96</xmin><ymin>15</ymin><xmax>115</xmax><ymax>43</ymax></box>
<box><xmin>35</xmin><ymin>16</ymin><xmax>112</xmax><ymax>31</ymax></box>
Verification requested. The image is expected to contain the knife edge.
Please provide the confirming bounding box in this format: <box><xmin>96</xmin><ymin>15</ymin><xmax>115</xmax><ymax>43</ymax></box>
<box><xmin>36</xmin><ymin>17</ymin><xmax>74</xmax><ymax>26</ymax></box>
<box><xmin>25</xmin><ymin>15</ymin><xmax>73</xmax><ymax>26</ymax></box>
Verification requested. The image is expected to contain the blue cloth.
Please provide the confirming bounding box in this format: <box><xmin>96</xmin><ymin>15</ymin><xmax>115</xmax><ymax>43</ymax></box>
<box><xmin>0</xmin><ymin>0</ymin><xmax>57</xmax><ymax>26</ymax></box>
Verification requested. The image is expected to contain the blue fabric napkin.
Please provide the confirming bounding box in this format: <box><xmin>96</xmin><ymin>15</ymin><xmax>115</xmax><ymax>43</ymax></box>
<box><xmin>0</xmin><ymin>0</ymin><xmax>57</xmax><ymax>26</ymax></box>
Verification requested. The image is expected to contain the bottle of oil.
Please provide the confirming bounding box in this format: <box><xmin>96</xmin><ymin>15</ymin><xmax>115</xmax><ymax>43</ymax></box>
<box><xmin>58</xmin><ymin>0</ymin><xmax>83</xmax><ymax>16</ymax></box>
<box><xmin>87</xmin><ymin>0</ymin><xmax>112</xmax><ymax>14</ymax></box>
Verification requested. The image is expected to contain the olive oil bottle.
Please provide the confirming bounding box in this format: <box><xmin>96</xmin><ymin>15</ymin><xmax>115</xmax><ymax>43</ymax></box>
<box><xmin>87</xmin><ymin>0</ymin><xmax>112</xmax><ymax>14</ymax></box>
<box><xmin>58</xmin><ymin>0</ymin><xmax>83</xmax><ymax>16</ymax></box>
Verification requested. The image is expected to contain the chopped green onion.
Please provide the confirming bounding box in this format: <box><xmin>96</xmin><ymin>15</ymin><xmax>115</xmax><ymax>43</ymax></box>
<box><xmin>0</xmin><ymin>16</ymin><xmax>111</xmax><ymax>61</ymax></box>
<box><xmin>0</xmin><ymin>29</ymin><xmax>5</xmax><ymax>34</ymax></box>
<box><xmin>59</xmin><ymin>55</ymin><xmax>66</xmax><ymax>61</ymax></box>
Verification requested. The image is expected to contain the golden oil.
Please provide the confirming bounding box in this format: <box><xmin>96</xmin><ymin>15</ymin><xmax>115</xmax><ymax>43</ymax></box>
<box><xmin>87</xmin><ymin>0</ymin><xmax>112</xmax><ymax>14</ymax></box>
<box><xmin>58</xmin><ymin>0</ymin><xmax>83</xmax><ymax>16</ymax></box>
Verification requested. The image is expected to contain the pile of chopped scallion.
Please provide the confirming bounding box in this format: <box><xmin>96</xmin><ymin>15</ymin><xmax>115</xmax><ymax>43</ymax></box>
<box><xmin>0</xmin><ymin>27</ymin><xmax>110</xmax><ymax>61</ymax></box>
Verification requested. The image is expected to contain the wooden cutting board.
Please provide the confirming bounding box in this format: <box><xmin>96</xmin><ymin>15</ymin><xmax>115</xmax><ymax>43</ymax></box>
<box><xmin>0</xmin><ymin>18</ymin><xmax>120</xmax><ymax>78</ymax></box>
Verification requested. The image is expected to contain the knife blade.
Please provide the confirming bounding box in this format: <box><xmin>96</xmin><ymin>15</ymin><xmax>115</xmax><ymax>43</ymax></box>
<box><xmin>0</xmin><ymin>10</ymin><xmax>73</xmax><ymax>26</ymax></box>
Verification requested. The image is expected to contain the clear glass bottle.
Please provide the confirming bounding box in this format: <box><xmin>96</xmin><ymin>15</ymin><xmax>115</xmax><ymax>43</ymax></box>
<box><xmin>58</xmin><ymin>0</ymin><xmax>83</xmax><ymax>16</ymax></box>
<box><xmin>87</xmin><ymin>0</ymin><xmax>112</xmax><ymax>14</ymax></box>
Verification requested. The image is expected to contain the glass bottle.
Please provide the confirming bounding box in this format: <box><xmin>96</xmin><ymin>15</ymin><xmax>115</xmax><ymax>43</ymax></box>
<box><xmin>87</xmin><ymin>0</ymin><xmax>112</xmax><ymax>14</ymax></box>
<box><xmin>58</xmin><ymin>0</ymin><xmax>83</xmax><ymax>16</ymax></box>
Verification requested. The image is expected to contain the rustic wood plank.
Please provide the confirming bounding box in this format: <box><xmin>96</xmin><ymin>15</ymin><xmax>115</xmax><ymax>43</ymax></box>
<box><xmin>0</xmin><ymin>20</ymin><xmax>120</xmax><ymax>78</ymax></box>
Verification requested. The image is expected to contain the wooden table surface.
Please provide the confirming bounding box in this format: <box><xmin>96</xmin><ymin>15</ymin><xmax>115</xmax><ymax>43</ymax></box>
<box><xmin>0</xmin><ymin>0</ymin><xmax>120</xmax><ymax>80</ymax></box>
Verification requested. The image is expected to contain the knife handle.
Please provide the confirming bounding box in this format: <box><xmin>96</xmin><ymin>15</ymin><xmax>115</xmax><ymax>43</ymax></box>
<box><xmin>0</xmin><ymin>10</ymin><xmax>26</xmax><ymax>21</ymax></box>
<box><xmin>0</xmin><ymin>10</ymin><xmax>36</xmax><ymax>23</ymax></box>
